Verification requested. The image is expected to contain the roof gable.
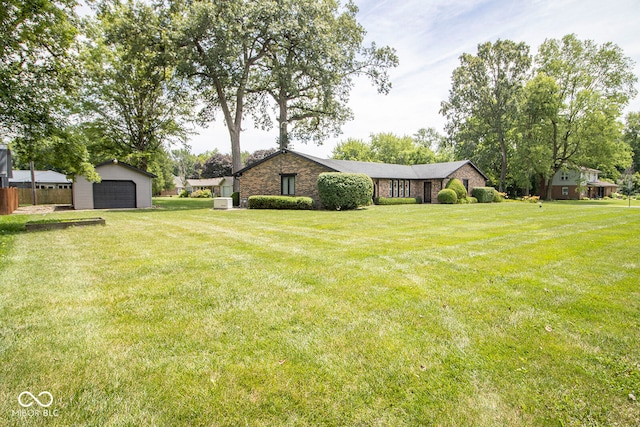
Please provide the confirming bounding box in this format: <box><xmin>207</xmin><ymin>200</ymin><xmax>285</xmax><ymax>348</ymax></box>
<box><xmin>95</xmin><ymin>160</ymin><xmax>157</xmax><ymax>178</ymax></box>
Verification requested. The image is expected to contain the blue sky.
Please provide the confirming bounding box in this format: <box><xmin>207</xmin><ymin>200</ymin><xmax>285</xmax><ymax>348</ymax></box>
<box><xmin>188</xmin><ymin>0</ymin><xmax>640</xmax><ymax>157</ymax></box>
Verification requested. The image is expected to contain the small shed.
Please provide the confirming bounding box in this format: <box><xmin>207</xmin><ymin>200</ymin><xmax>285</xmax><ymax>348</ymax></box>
<box><xmin>73</xmin><ymin>160</ymin><xmax>156</xmax><ymax>210</ymax></box>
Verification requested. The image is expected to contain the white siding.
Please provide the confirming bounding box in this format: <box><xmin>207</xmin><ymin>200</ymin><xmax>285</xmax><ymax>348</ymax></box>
<box><xmin>73</xmin><ymin>162</ymin><xmax>154</xmax><ymax>210</ymax></box>
<box><xmin>73</xmin><ymin>175</ymin><xmax>94</xmax><ymax>210</ymax></box>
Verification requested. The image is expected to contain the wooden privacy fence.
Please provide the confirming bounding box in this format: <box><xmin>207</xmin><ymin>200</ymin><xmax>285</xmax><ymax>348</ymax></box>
<box><xmin>18</xmin><ymin>188</ymin><xmax>73</xmax><ymax>205</ymax></box>
<box><xmin>0</xmin><ymin>187</ymin><xmax>19</xmax><ymax>215</ymax></box>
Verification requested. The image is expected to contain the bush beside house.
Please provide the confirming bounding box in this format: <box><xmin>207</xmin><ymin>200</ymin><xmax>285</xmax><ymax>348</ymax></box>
<box><xmin>446</xmin><ymin>178</ymin><xmax>468</xmax><ymax>203</ymax></box>
<box><xmin>248</xmin><ymin>195</ymin><xmax>314</xmax><ymax>210</ymax></box>
<box><xmin>317</xmin><ymin>173</ymin><xmax>373</xmax><ymax>210</ymax></box>
<box><xmin>472</xmin><ymin>187</ymin><xmax>495</xmax><ymax>203</ymax></box>
<box><xmin>375</xmin><ymin>197</ymin><xmax>421</xmax><ymax>205</ymax></box>
<box><xmin>437</xmin><ymin>189</ymin><xmax>458</xmax><ymax>204</ymax></box>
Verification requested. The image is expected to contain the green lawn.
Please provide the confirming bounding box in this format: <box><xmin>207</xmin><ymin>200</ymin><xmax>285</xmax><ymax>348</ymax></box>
<box><xmin>1</xmin><ymin>199</ymin><xmax>639</xmax><ymax>426</ymax></box>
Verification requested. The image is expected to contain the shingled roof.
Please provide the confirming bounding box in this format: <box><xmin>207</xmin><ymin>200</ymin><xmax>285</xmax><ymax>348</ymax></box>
<box><xmin>235</xmin><ymin>149</ymin><xmax>488</xmax><ymax>180</ymax></box>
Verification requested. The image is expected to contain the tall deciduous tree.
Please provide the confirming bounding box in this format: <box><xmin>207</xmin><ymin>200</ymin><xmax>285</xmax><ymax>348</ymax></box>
<box><xmin>441</xmin><ymin>39</ymin><xmax>531</xmax><ymax>191</ymax></box>
<box><xmin>529</xmin><ymin>34</ymin><xmax>637</xmax><ymax>199</ymax></box>
<box><xmin>255</xmin><ymin>0</ymin><xmax>397</xmax><ymax>148</ymax></box>
<box><xmin>81</xmin><ymin>0</ymin><xmax>193</xmax><ymax>171</ymax></box>
<box><xmin>624</xmin><ymin>112</ymin><xmax>640</xmax><ymax>173</ymax></box>
<box><xmin>173</xmin><ymin>0</ymin><xmax>275</xmax><ymax>189</ymax></box>
<box><xmin>1</xmin><ymin>0</ymin><xmax>96</xmax><ymax>181</ymax></box>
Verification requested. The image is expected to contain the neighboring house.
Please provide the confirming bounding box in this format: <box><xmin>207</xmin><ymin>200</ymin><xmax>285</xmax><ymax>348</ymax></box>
<box><xmin>9</xmin><ymin>170</ymin><xmax>72</xmax><ymax>189</ymax></box>
<box><xmin>544</xmin><ymin>167</ymin><xmax>618</xmax><ymax>200</ymax></box>
<box><xmin>173</xmin><ymin>176</ymin><xmax>235</xmax><ymax>197</ymax></box>
<box><xmin>73</xmin><ymin>160</ymin><xmax>156</xmax><ymax>210</ymax></box>
<box><xmin>235</xmin><ymin>149</ymin><xmax>488</xmax><ymax>207</ymax></box>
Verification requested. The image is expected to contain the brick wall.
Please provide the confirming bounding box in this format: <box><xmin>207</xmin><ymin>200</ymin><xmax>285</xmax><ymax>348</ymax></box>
<box><xmin>238</xmin><ymin>152</ymin><xmax>333</xmax><ymax>207</ymax></box>
<box><xmin>239</xmin><ymin>154</ymin><xmax>488</xmax><ymax>206</ymax></box>
<box><xmin>442</xmin><ymin>164</ymin><xmax>487</xmax><ymax>202</ymax></box>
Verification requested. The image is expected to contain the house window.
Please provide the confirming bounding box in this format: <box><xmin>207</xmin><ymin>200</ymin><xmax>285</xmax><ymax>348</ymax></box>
<box><xmin>390</xmin><ymin>180</ymin><xmax>409</xmax><ymax>197</ymax></box>
<box><xmin>462</xmin><ymin>179</ymin><xmax>469</xmax><ymax>192</ymax></box>
<box><xmin>281</xmin><ymin>174</ymin><xmax>295</xmax><ymax>195</ymax></box>
<box><xmin>560</xmin><ymin>171</ymin><xmax>570</xmax><ymax>181</ymax></box>
<box><xmin>562</xmin><ymin>187</ymin><xmax>569</xmax><ymax>196</ymax></box>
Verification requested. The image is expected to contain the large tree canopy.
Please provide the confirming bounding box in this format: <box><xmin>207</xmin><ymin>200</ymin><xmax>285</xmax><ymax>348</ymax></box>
<box><xmin>81</xmin><ymin>0</ymin><xmax>193</xmax><ymax>171</ymax></box>
<box><xmin>173</xmin><ymin>0</ymin><xmax>276</xmax><ymax>186</ymax></box>
<box><xmin>254</xmin><ymin>0</ymin><xmax>397</xmax><ymax>148</ymax></box>
<box><xmin>1</xmin><ymin>0</ymin><xmax>96</xmax><ymax>179</ymax></box>
<box><xmin>441</xmin><ymin>39</ymin><xmax>532</xmax><ymax>191</ymax></box>
<box><xmin>174</xmin><ymin>0</ymin><xmax>397</xmax><ymax>189</ymax></box>
<box><xmin>1</xmin><ymin>0</ymin><xmax>78</xmax><ymax>140</ymax></box>
<box><xmin>527</xmin><ymin>34</ymin><xmax>637</xmax><ymax>199</ymax></box>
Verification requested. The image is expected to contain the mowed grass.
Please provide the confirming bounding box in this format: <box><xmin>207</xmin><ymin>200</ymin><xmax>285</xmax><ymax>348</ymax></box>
<box><xmin>1</xmin><ymin>198</ymin><xmax>639</xmax><ymax>426</ymax></box>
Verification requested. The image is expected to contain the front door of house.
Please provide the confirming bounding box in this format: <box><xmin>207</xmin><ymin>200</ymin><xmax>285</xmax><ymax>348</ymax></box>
<box><xmin>424</xmin><ymin>182</ymin><xmax>432</xmax><ymax>203</ymax></box>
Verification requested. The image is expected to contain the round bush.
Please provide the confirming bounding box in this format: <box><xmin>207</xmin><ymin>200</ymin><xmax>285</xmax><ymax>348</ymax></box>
<box><xmin>231</xmin><ymin>192</ymin><xmax>240</xmax><ymax>207</ymax></box>
<box><xmin>446</xmin><ymin>178</ymin><xmax>467</xmax><ymax>201</ymax></box>
<box><xmin>437</xmin><ymin>188</ymin><xmax>458</xmax><ymax>204</ymax></box>
<box><xmin>317</xmin><ymin>173</ymin><xmax>373</xmax><ymax>210</ymax></box>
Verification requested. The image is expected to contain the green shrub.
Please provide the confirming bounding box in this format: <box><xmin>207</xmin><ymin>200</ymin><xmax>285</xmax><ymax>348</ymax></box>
<box><xmin>248</xmin><ymin>195</ymin><xmax>314</xmax><ymax>210</ymax></box>
<box><xmin>437</xmin><ymin>188</ymin><xmax>457</xmax><ymax>204</ymax></box>
<box><xmin>231</xmin><ymin>192</ymin><xmax>240</xmax><ymax>207</ymax></box>
<box><xmin>446</xmin><ymin>179</ymin><xmax>468</xmax><ymax>202</ymax></box>
<box><xmin>471</xmin><ymin>187</ymin><xmax>495</xmax><ymax>203</ymax></box>
<box><xmin>190</xmin><ymin>189</ymin><xmax>212</xmax><ymax>198</ymax></box>
<box><xmin>317</xmin><ymin>173</ymin><xmax>373</xmax><ymax>210</ymax></box>
<box><xmin>493</xmin><ymin>190</ymin><xmax>505</xmax><ymax>203</ymax></box>
<box><xmin>375</xmin><ymin>197</ymin><xmax>420</xmax><ymax>205</ymax></box>
<box><xmin>178</xmin><ymin>190</ymin><xmax>189</xmax><ymax>198</ymax></box>
<box><xmin>468</xmin><ymin>197</ymin><xmax>478</xmax><ymax>203</ymax></box>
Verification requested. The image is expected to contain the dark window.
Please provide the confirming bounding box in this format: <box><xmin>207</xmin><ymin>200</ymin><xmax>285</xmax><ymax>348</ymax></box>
<box><xmin>390</xmin><ymin>179</ymin><xmax>410</xmax><ymax>197</ymax></box>
<box><xmin>463</xmin><ymin>179</ymin><xmax>469</xmax><ymax>192</ymax></box>
<box><xmin>281</xmin><ymin>175</ymin><xmax>295</xmax><ymax>195</ymax></box>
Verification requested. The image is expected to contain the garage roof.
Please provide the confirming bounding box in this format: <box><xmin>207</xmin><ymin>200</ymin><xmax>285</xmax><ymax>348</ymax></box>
<box><xmin>95</xmin><ymin>160</ymin><xmax>157</xmax><ymax>178</ymax></box>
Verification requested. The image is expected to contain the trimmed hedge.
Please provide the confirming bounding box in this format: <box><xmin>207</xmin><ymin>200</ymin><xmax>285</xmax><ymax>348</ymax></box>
<box><xmin>248</xmin><ymin>195</ymin><xmax>314</xmax><ymax>210</ymax></box>
<box><xmin>190</xmin><ymin>189</ymin><xmax>212</xmax><ymax>198</ymax></box>
<box><xmin>231</xmin><ymin>192</ymin><xmax>240</xmax><ymax>207</ymax></box>
<box><xmin>437</xmin><ymin>188</ymin><xmax>458</xmax><ymax>204</ymax></box>
<box><xmin>317</xmin><ymin>173</ymin><xmax>373</xmax><ymax>210</ymax></box>
<box><xmin>471</xmin><ymin>187</ymin><xmax>495</xmax><ymax>203</ymax></box>
<box><xmin>493</xmin><ymin>190</ymin><xmax>504</xmax><ymax>203</ymax></box>
<box><xmin>375</xmin><ymin>197</ymin><xmax>421</xmax><ymax>205</ymax></box>
<box><xmin>446</xmin><ymin>178</ymin><xmax>468</xmax><ymax>202</ymax></box>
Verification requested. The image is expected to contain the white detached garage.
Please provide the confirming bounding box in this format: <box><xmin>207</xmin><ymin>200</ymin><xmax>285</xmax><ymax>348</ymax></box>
<box><xmin>73</xmin><ymin>160</ymin><xmax>156</xmax><ymax>210</ymax></box>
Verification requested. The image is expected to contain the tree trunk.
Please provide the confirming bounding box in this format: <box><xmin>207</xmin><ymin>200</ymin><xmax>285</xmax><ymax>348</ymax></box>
<box><xmin>544</xmin><ymin>176</ymin><xmax>553</xmax><ymax>201</ymax></box>
<box><xmin>30</xmin><ymin>161</ymin><xmax>37</xmax><ymax>206</ymax></box>
<box><xmin>278</xmin><ymin>94</ymin><xmax>288</xmax><ymax>149</ymax></box>
<box><xmin>229</xmin><ymin>127</ymin><xmax>242</xmax><ymax>192</ymax></box>
<box><xmin>500</xmin><ymin>139</ymin><xmax>507</xmax><ymax>192</ymax></box>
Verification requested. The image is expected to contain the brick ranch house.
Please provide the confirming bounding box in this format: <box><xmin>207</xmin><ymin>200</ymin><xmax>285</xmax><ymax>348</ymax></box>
<box><xmin>235</xmin><ymin>149</ymin><xmax>488</xmax><ymax>207</ymax></box>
